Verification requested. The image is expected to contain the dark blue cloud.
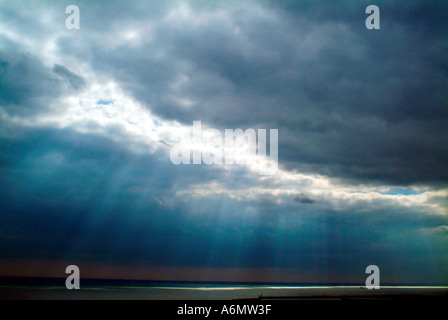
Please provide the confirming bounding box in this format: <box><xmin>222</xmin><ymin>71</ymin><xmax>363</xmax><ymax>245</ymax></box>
<box><xmin>50</xmin><ymin>0</ymin><xmax>448</xmax><ymax>185</ymax></box>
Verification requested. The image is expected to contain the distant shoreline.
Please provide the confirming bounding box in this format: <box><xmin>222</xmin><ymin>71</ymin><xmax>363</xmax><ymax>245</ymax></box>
<box><xmin>1</xmin><ymin>276</ymin><xmax>447</xmax><ymax>300</ymax></box>
<box><xmin>1</xmin><ymin>276</ymin><xmax>447</xmax><ymax>288</ymax></box>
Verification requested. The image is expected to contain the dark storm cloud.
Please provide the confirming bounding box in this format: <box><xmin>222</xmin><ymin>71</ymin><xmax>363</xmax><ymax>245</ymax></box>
<box><xmin>0</xmin><ymin>43</ymin><xmax>61</xmax><ymax>115</ymax></box>
<box><xmin>50</xmin><ymin>0</ymin><xmax>448</xmax><ymax>186</ymax></box>
<box><xmin>294</xmin><ymin>193</ymin><xmax>315</xmax><ymax>204</ymax></box>
<box><xmin>53</xmin><ymin>64</ymin><xmax>86</xmax><ymax>90</ymax></box>
<box><xmin>0</xmin><ymin>40</ymin><xmax>86</xmax><ymax>116</ymax></box>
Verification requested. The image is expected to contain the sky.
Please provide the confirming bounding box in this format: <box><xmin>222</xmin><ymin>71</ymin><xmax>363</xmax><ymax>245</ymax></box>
<box><xmin>0</xmin><ymin>0</ymin><xmax>447</xmax><ymax>284</ymax></box>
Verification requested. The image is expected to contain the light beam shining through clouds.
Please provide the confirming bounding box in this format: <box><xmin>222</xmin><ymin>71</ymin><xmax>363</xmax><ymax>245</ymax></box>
<box><xmin>0</xmin><ymin>0</ymin><xmax>447</xmax><ymax>287</ymax></box>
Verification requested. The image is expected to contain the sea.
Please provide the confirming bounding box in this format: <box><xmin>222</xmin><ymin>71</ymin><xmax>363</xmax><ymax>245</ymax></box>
<box><xmin>0</xmin><ymin>277</ymin><xmax>447</xmax><ymax>300</ymax></box>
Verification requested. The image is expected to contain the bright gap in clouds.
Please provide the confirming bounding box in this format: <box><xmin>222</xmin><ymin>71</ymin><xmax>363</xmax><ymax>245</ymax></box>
<box><xmin>3</xmin><ymin>62</ymin><xmax>445</xmax><ymax>218</ymax></box>
<box><xmin>0</xmin><ymin>0</ymin><xmax>445</xmax><ymax>218</ymax></box>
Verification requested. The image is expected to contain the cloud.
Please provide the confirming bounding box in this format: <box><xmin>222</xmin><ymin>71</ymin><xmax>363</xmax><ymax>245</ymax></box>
<box><xmin>294</xmin><ymin>193</ymin><xmax>315</xmax><ymax>204</ymax></box>
<box><xmin>0</xmin><ymin>44</ymin><xmax>62</xmax><ymax>116</ymax></box>
<box><xmin>42</xmin><ymin>0</ymin><xmax>447</xmax><ymax>186</ymax></box>
<box><xmin>52</xmin><ymin>64</ymin><xmax>86</xmax><ymax>90</ymax></box>
<box><xmin>432</xmin><ymin>225</ymin><xmax>448</xmax><ymax>235</ymax></box>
